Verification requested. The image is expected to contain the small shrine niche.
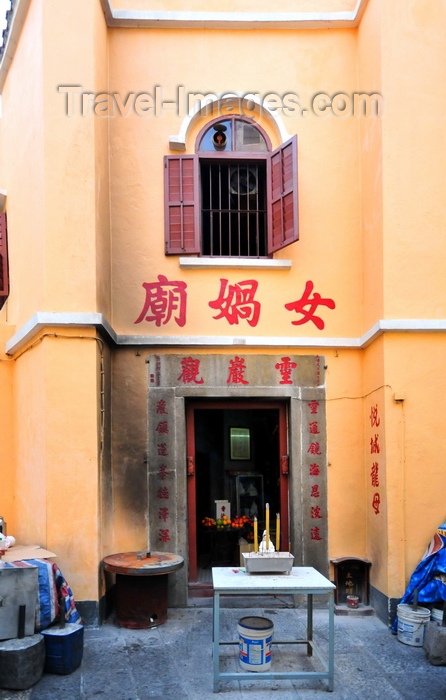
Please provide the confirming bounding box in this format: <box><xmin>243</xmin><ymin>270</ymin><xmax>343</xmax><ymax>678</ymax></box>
<box><xmin>331</xmin><ymin>557</ymin><xmax>372</xmax><ymax>612</ymax></box>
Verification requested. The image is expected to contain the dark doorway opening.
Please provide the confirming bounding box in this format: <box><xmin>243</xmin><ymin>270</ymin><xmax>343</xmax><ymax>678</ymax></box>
<box><xmin>186</xmin><ymin>400</ymin><xmax>289</xmax><ymax>595</ymax></box>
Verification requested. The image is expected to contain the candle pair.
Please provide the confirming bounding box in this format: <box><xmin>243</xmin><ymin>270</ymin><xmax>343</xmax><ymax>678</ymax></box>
<box><xmin>253</xmin><ymin>505</ymin><xmax>280</xmax><ymax>552</ymax></box>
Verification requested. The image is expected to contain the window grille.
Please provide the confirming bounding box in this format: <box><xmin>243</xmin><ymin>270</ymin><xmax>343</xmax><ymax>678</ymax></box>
<box><xmin>201</xmin><ymin>161</ymin><xmax>267</xmax><ymax>257</ymax></box>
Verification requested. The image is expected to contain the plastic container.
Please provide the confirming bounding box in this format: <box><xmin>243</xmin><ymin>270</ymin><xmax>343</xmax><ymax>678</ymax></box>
<box><xmin>41</xmin><ymin>623</ymin><xmax>84</xmax><ymax>675</ymax></box>
<box><xmin>431</xmin><ymin>607</ymin><xmax>444</xmax><ymax>623</ymax></box>
<box><xmin>238</xmin><ymin>616</ymin><xmax>273</xmax><ymax>672</ymax></box>
<box><xmin>396</xmin><ymin>604</ymin><xmax>431</xmax><ymax>647</ymax></box>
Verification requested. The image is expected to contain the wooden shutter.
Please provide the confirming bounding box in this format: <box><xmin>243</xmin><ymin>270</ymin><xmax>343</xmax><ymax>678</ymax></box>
<box><xmin>267</xmin><ymin>135</ymin><xmax>299</xmax><ymax>253</ymax></box>
<box><xmin>164</xmin><ymin>155</ymin><xmax>200</xmax><ymax>254</ymax></box>
<box><xmin>0</xmin><ymin>212</ymin><xmax>9</xmax><ymax>308</ymax></box>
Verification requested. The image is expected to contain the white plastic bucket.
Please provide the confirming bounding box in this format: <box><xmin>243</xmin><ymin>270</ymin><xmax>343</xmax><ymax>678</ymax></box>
<box><xmin>397</xmin><ymin>604</ymin><xmax>431</xmax><ymax>647</ymax></box>
<box><xmin>431</xmin><ymin>607</ymin><xmax>444</xmax><ymax>623</ymax></box>
<box><xmin>238</xmin><ymin>616</ymin><xmax>273</xmax><ymax>672</ymax></box>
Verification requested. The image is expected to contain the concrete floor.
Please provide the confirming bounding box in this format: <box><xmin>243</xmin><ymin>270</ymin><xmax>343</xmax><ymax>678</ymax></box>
<box><xmin>0</xmin><ymin>600</ymin><xmax>445</xmax><ymax>699</ymax></box>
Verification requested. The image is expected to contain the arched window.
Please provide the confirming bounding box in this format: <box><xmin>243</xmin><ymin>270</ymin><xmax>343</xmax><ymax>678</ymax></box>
<box><xmin>164</xmin><ymin>117</ymin><xmax>298</xmax><ymax>258</ymax></box>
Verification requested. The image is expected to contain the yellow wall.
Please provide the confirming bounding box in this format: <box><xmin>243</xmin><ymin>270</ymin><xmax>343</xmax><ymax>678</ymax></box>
<box><xmin>1</xmin><ymin>0</ymin><xmax>110</xmax><ymax>327</ymax></box>
<box><xmin>363</xmin><ymin>337</ymin><xmax>388</xmax><ymax>597</ymax></box>
<box><xmin>108</xmin><ymin>26</ymin><xmax>363</xmax><ymax>339</ymax></box>
<box><xmin>0</xmin><ymin>327</ymin><xmax>15</xmax><ymax>531</ymax></box>
<box><xmin>326</xmin><ymin>349</ymin><xmax>366</xmax><ymax>558</ymax></box>
<box><xmin>381</xmin><ymin>1</ymin><xmax>446</xmax><ymax>319</ymax></box>
<box><xmin>358</xmin><ymin>0</ymin><xmax>384</xmax><ymax>327</ymax></box>
<box><xmin>10</xmin><ymin>331</ymin><xmax>102</xmax><ymax>601</ymax></box>
<box><xmin>1</xmin><ymin>0</ymin><xmax>45</xmax><ymax>321</ymax></box>
<box><xmin>0</xmin><ymin>0</ymin><xmax>109</xmax><ymax>602</ymax></box>
<box><xmin>385</xmin><ymin>333</ymin><xmax>446</xmax><ymax>594</ymax></box>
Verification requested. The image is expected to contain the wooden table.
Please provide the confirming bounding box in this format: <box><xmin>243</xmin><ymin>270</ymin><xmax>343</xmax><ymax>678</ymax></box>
<box><xmin>212</xmin><ymin>566</ymin><xmax>335</xmax><ymax>692</ymax></box>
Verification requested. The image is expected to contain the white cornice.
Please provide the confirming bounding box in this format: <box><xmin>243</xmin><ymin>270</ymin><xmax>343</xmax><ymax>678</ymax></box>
<box><xmin>0</xmin><ymin>0</ymin><xmax>32</xmax><ymax>93</ymax></box>
<box><xmin>101</xmin><ymin>0</ymin><xmax>369</xmax><ymax>29</ymax></box>
<box><xmin>5</xmin><ymin>312</ymin><xmax>118</xmax><ymax>354</ymax></box>
<box><xmin>0</xmin><ymin>0</ymin><xmax>369</xmax><ymax>93</ymax></box>
<box><xmin>5</xmin><ymin>312</ymin><xmax>446</xmax><ymax>356</ymax></box>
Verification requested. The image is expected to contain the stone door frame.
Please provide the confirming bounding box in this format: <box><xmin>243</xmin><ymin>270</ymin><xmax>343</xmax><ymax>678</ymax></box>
<box><xmin>147</xmin><ymin>354</ymin><xmax>328</xmax><ymax>606</ymax></box>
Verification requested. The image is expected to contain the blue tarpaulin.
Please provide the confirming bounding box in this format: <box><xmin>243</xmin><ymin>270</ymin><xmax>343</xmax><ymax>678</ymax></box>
<box><xmin>392</xmin><ymin>520</ymin><xmax>446</xmax><ymax>632</ymax></box>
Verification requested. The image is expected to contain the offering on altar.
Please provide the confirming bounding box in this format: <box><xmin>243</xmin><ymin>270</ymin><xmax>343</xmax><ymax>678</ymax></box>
<box><xmin>243</xmin><ymin>550</ymin><xmax>294</xmax><ymax>574</ymax></box>
<box><xmin>243</xmin><ymin>503</ymin><xmax>294</xmax><ymax>573</ymax></box>
<box><xmin>259</xmin><ymin>530</ymin><xmax>275</xmax><ymax>552</ymax></box>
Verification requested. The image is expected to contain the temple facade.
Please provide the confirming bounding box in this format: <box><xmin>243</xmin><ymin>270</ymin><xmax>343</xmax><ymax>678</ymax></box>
<box><xmin>0</xmin><ymin>0</ymin><xmax>445</xmax><ymax>625</ymax></box>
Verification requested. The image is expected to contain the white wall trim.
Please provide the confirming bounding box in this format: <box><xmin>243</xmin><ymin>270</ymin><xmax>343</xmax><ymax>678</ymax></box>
<box><xmin>169</xmin><ymin>94</ymin><xmax>291</xmax><ymax>152</ymax></box>
<box><xmin>5</xmin><ymin>312</ymin><xmax>118</xmax><ymax>354</ymax></box>
<box><xmin>0</xmin><ymin>0</ymin><xmax>33</xmax><ymax>93</ymax></box>
<box><xmin>179</xmin><ymin>257</ymin><xmax>292</xmax><ymax>270</ymax></box>
<box><xmin>101</xmin><ymin>0</ymin><xmax>369</xmax><ymax>30</ymax></box>
<box><xmin>5</xmin><ymin>312</ymin><xmax>446</xmax><ymax>355</ymax></box>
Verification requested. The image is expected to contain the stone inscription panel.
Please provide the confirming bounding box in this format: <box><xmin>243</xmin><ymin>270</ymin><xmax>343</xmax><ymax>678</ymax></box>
<box><xmin>149</xmin><ymin>353</ymin><xmax>324</xmax><ymax>389</ymax></box>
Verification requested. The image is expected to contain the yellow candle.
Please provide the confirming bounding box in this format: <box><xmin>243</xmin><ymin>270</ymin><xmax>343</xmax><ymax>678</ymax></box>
<box><xmin>276</xmin><ymin>513</ymin><xmax>280</xmax><ymax>552</ymax></box>
<box><xmin>253</xmin><ymin>516</ymin><xmax>258</xmax><ymax>553</ymax></box>
<box><xmin>265</xmin><ymin>503</ymin><xmax>270</xmax><ymax>551</ymax></box>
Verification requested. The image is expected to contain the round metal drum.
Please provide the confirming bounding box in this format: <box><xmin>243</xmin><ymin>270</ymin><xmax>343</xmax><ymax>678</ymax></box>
<box><xmin>102</xmin><ymin>552</ymin><xmax>184</xmax><ymax>628</ymax></box>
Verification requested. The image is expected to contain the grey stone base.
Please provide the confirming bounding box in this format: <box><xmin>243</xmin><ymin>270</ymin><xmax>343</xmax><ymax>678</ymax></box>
<box><xmin>334</xmin><ymin>603</ymin><xmax>374</xmax><ymax>616</ymax></box>
<box><xmin>424</xmin><ymin>621</ymin><xmax>446</xmax><ymax>665</ymax></box>
<box><xmin>370</xmin><ymin>584</ymin><xmax>399</xmax><ymax>628</ymax></box>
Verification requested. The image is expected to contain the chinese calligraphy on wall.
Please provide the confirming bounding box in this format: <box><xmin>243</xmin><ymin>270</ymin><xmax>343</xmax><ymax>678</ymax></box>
<box><xmin>370</xmin><ymin>404</ymin><xmax>381</xmax><ymax>515</ymax></box>
<box><xmin>307</xmin><ymin>399</ymin><xmax>324</xmax><ymax>543</ymax></box>
<box><xmin>136</xmin><ymin>276</ymin><xmax>335</xmax><ymax>330</ymax></box>
<box><xmin>151</xmin><ymin>354</ymin><xmax>302</xmax><ymax>387</ymax></box>
<box><xmin>154</xmin><ymin>397</ymin><xmax>174</xmax><ymax>545</ymax></box>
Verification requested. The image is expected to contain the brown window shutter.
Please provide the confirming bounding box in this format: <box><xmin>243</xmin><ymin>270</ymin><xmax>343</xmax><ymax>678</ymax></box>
<box><xmin>267</xmin><ymin>135</ymin><xmax>299</xmax><ymax>253</ymax></box>
<box><xmin>164</xmin><ymin>155</ymin><xmax>200</xmax><ymax>254</ymax></box>
<box><xmin>0</xmin><ymin>212</ymin><xmax>9</xmax><ymax>308</ymax></box>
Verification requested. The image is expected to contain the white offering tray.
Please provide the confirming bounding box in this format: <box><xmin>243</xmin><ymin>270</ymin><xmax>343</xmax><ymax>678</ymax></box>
<box><xmin>243</xmin><ymin>551</ymin><xmax>294</xmax><ymax>574</ymax></box>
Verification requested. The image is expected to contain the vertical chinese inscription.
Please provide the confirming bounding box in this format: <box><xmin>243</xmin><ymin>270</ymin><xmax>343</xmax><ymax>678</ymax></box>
<box><xmin>369</xmin><ymin>404</ymin><xmax>381</xmax><ymax>515</ymax></box>
<box><xmin>155</xmin><ymin>398</ymin><xmax>173</xmax><ymax>544</ymax></box>
<box><xmin>307</xmin><ymin>399</ymin><xmax>324</xmax><ymax>543</ymax></box>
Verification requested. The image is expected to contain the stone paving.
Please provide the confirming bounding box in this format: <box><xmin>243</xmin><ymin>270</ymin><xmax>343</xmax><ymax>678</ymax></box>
<box><xmin>0</xmin><ymin>602</ymin><xmax>445</xmax><ymax>699</ymax></box>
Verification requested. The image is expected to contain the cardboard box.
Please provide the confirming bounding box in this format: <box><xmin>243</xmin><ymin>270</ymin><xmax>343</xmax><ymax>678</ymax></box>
<box><xmin>3</xmin><ymin>544</ymin><xmax>57</xmax><ymax>562</ymax></box>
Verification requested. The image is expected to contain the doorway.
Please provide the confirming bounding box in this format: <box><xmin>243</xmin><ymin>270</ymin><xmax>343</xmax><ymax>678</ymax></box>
<box><xmin>186</xmin><ymin>400</ymin><xmax>289</xmax><ymax>594</ymax></box>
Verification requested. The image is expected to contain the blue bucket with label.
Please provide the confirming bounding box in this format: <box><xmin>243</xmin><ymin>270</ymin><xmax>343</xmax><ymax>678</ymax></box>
<box><xmin>238</xmin><ymin>616</ymin><xmax>273</xmax><ymax>672</ymax></box>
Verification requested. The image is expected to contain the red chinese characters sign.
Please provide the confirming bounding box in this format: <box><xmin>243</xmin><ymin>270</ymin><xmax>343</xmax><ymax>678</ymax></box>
<box><xmin>135</xmin><ymin>275</ymin><xmax>187</xmax><ymax>328</ymax></box>
<box><xmin>136</xmin><ymin>277</ymin><xmax>335</xmax><ymax>331</ymax></box>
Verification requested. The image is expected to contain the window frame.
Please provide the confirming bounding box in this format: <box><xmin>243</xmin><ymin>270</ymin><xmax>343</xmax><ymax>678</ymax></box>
<box><xmin>164</xmin><ymin>117</ymin><xmax>298</xmax><ymax>258</ymax></box>
<box><xmin>0</xmin><ymin>212</ymin><xmax>9</xmax><ymax>309</ymax></box>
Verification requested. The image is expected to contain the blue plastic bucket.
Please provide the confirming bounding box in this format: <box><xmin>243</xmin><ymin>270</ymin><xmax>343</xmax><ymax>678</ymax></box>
<box><xmin>41</xmin><ymin>623</ymin><xmax>84</xmax><ymax>675</ymax></box>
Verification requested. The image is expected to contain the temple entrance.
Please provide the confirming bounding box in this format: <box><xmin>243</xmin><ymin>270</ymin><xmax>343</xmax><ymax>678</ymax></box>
<box><xmin>186</xmin><ymin>400</ymin><xmax>289</xmax><ymax>595</ymax></box>
<box><xmin>147</xmin><ymin>353</ymin><xmax>328</xmax><ymax>607</ymax></box>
